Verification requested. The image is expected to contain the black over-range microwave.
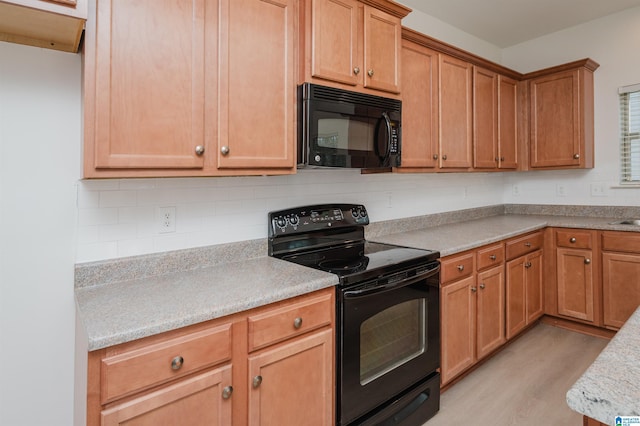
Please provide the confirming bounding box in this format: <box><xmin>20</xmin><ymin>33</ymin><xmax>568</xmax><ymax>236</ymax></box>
<box><xmin>297</xmin><ymin>83</ymin><xmax>401</xmax><ymax>170</ymax></box>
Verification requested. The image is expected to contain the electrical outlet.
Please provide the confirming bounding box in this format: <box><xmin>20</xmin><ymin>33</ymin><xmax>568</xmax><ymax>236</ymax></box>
<box><xmin>157</xmin><ymin>207</ymin><xmax>176</xmax><ymax>233</ymax></box>
<box><xmin>512</xmin><ymin>185</ymin><xmax>520</xmax><ymax>196</ymax></box>
<box><xmin>591</xmin><ymin>183</ymin><xmax>606</xmax><ymax>197</ymax></box>
<box><xmin>556</xmin><ymin>184</ymin><xmax>566</xmax><ymax>197</ymax></box>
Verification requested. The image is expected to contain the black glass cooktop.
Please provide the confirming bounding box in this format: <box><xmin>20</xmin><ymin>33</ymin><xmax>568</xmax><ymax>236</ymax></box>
<box><xmin>279</xmin><ymin>241</ymin><xmax>439</xmax><ymax>284</ymax></box>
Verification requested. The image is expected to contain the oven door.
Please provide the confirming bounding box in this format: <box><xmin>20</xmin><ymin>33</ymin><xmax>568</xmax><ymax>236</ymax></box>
<box><xmin>337</xmin><ymin>262</ymin><xmax>440</xmax><ymax>425</ymax></box>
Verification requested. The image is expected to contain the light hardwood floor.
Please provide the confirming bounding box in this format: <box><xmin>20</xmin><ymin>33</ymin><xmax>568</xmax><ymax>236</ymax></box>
<box><xmin>425</xmin><ymin>323</ymin><xmax>609</xmax><ymax>425</ymax></box>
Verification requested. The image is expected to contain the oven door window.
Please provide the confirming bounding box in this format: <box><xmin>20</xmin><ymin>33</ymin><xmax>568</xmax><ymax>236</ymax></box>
<box><xmin>360</xmin><ymin>299</ymin><xmax>425</xmax><ymax>385</ymax></box>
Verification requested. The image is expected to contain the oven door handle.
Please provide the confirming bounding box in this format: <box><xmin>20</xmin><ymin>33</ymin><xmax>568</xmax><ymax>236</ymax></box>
<box><xmin>343</xmin><ymin>263</ymin><xmax>440</xmax><ymax>299</ymax></box>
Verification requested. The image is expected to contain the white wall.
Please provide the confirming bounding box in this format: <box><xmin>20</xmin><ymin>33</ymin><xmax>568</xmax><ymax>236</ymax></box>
<box><xmin>501</xmin><ymin>6</ymin><xmax>640</xmax><ymax>206</ymax></box>
<box><xmin>0</xmin><ymin>43</ymin><xmax>81</xmax><ymax>425</ymax></box>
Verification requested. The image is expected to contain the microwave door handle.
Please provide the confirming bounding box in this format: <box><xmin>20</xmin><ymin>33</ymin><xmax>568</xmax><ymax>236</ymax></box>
<box><xmin>374</xmin><ymin>112</ymin><xmax>392</xmax><ymax>164</ymax></box>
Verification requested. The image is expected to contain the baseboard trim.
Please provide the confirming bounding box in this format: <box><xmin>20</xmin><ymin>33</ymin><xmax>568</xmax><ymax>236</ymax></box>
<box><xmin>540</xmin><ymin>315</ymin><xmax>616</xmax><ymax>340</ymax></box>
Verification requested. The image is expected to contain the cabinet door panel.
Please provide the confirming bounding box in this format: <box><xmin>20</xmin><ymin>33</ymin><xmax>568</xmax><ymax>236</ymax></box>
<box><xmin>506</xmin><ymin>257</ymin><xmax>527</xmax><ymax>339</ymax></box>
<box><xmin>400</xmin><ymin>40</ymin><xmax>439</xmax><ymax>168</ymax></box>
<box><xmin>309</xmin><ymin>0</ymin><xmax>359</xmax><ymax>86</ymax></box>
<box><xmin>602</xmin><ymin>252</ymin><xmax>640</xmax><ymax>329</ymax></box>
<box><xmin>473</xmin><ymin>67</ymin><xmax>498</xmax><ymax>169</ymax></box>
<box><xmin>476</xmin><ymin>266</ymin><xmax>505</xmax><ymax>360</ymax></box>
<box><xmin>248</xmin><ymin>329</ymin><xmax>333</xmax><ymax>426</ymax></box>
<box><xmin>93</xmin><ymin>0</ymin><xmax>208</xmax><ymax>169</ymax></box>
<box><xmin>557</xmin><ymin>247</ymin><xmax>594</xmax><ymax>322</ymax></box>
<box><xmin>498</xmin><ymin>75</ymin><xmax>518</xmax><ymax>169</ymax></box>
<box><xmin>363</xmin><ymin>5</ymin><xmax>401</xmax><ymax>93</ymax></box>
<box><xmin>441</xmin><ymin>275</ymin><xmax>475</xmax><ymax>384</ymax></box>
<box><xmin>101</xmin><ymin>366</ymin><xmax>232</xmax><ymax>426</ymax></box>
<box><xmin>218</xmin><ymin>0</ymin><xmax>295</xmax><ymax>169</ymax></box>
<box><xmin>526</xmin><ymin>250</ymin><xmax>544</xmax><ymax>323</ymax></box>
<box><xmin>439</xmin><ymin>55</ymin><xmax>472</xmax><ymax>169</ymax></box>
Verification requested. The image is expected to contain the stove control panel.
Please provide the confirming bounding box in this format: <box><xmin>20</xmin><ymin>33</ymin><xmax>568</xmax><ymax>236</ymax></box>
<box><xmin>268</xmin><ymin>204</ymin><xmax>369</xmax><ymax>237</ymax></box>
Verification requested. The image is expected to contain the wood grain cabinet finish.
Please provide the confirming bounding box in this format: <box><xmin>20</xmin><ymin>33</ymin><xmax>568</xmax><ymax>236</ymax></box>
<box><xmin>398</xmin><ymin>39</ymin><xmax>439</xmax><ymax>169</ymax></box>
<box><xmin>473</xmin><ymin>67</ymin><xmax>499</xmax><ymax>169</ymax></box>
<box><xmin>0</xmin><ymin>0</ymin><xmax>86</xmax><ymax>52</ymax></box>
<box><xmin>555</xmin><ymin>229</ymin><xmax>599</xmax><ymax>325</ymax></box>
<box><xmin>497</xmin><ymin>75</ymin><xmax>519</xmax><ymax>169</ymax></box>
<box><xmin>528</xmin><ymin>59</ymin><xmax>598</xmax><ymax>170</ymax></box>
<box><xmin>505</xmin><ymin>231</ymin><xmax>544</xmax><ymax>339</ymax></box>
<box><xmin>87</xmin><ymin>288</ymin><xmax>334</xmax><ymax>426</ymax></box>
<box><xmin>438</xmin><ymin>54</ymin><xmax>473</xmax><ymax>170</ymax></box>
<box><xmin>602</xmin><ymin>231</ymin><xmax>640</xmax><ymax>329</ymax></box>
<box><xmin>440</xmin><ymin>243</ymin><xmax>505</xmax><ymax>385</ymax></box>
<box><xmin>84</xmin><ymin>0</ymin><xmax>296</xmax><ymax>178</ymax></box>
<box><xmin>300</xmin><ymin>0</ymin><xmax>409</xmax><ymax>96</ymax></box>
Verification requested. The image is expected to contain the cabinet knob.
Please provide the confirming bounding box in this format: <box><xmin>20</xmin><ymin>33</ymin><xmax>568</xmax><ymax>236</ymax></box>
<box><xmin>353</xmin><ymin>67</ymin><xmax>360</xmax><ymax>75</ymax></box>
<box><xmin>584</xmin><ymin>258</ymin><xmax>591</xmax><ymax>265</ymax></box>
<box><xmin>471</xmin><ymin>286</ymin><xmax>477</xmax><ymax>293</ymax></box>
<box><xmin>367</xmin><ymin>69</ymin><xmax>374</xmax><ymax>77</ymax></box>
<box><xmin>524</xmin><ymin>242</ymin><xmax>531</xmax><ymax>247</ymax></box>
<box><xmin>573</xmin><ymin>153</ymin><xmax>580</xmax><ymax>160</ymax></box>
<box><xmin>293</xmin><ymin>317</ymin><xmax>303</xmax><ymax>329</ymax></box>
<box><xmin>442</xmin><ymin>154</ymin><xmax>448</xmax><ymax>161</ymax></box>
<box><xmin>480</xmin><ymin>283</ymin><xmax>486</xmax><ymax>290</ymax></box>
<box><xmin>495</xmin><ymin>157</ymin><xmax>500</xmax><ymax>162</ymax></box>
<box><xmin>570</xmin><ymin>237</ymin><xmax>577</xmax><ymax>243</ymax></box>
<box><xmin>221</xmin><ymin>146</ymin><xmax>230</xmax><ymax>156</ymax></box>
<box><xmin>524</xmin><ymin>262</ymin><xmax>532</xmax><ymax>268</ymax></box>
<box><xmin>489</xmin><ymin>255</ymin><xmax>497</xmax><ymax>260</ymax></box>
<box><xmin>457</xmin><ymin>264</ymin><xmax>464</xmax><ymax>272</ymax></box>
<box><xmin>252</xmin><ymin>375</ymin><xmax>263</xmax><ymax>388</ymax></box>
<box><xmin>222</xmin><ymin>386</ymin><xmax>233</xmax><ymax>399</ymax></box>
<box><xmin>171</xmin><ymin>356</ymin><xmax>184</xmax><ymax>371</ymax></box>
<box><xmin>433</xmin><ymin>154</ymin><xmax>438</xmax><ymax>160</ymax></box>
<box><xmin>195</xmin><ymin>145</ymin><xmax>205</xmax><ymax>156</ymax></box>
<box><xmin>500</xmin><ymin>157</ymin><xmax>505</xmax><ymax>161</ymax></box>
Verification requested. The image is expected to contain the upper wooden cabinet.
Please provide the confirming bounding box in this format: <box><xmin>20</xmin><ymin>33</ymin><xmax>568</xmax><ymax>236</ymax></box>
<box><xmin>473</xmin><ymin>67</ymin><xmax>498</xmax><ymax>169</ymax></box>
<box><xmin>83</xmin><ymin>0</ymin><xmax>296</xmax><ymax>178</ymax></box>
<box><xmin>299</xmin><ymin>0</ymin><xmax>410</xmax><ymax>96</ymax></box>
<box><xmin>0</xmin><ymin>0</ymin><xmax>86</xmax><ymax>52</ymax></box>
<box><xmin>498</xmin><ymin>75</ymin><xmax>519</xmax><ymax>169</ymax></box>
<box><xmin>527</xmin><ymin>59</ymin><xmax>599</xmax><ymax>169</ymax></box>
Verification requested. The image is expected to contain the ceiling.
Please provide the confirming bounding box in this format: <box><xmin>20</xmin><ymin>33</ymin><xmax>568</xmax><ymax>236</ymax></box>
<box><xmin>399</xmin><ymin>0</ymin><xmax>640</xmax><ymax>48</ymax></box>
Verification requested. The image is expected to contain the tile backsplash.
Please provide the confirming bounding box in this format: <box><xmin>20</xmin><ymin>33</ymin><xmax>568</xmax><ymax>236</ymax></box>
<box><xmin>76</xmin><ymin>170</ymin><xmax>504</xmax><ymax>262</ymax></box>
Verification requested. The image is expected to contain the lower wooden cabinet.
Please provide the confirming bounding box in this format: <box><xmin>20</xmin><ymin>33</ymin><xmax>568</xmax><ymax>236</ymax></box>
<box><xmin>602</xmin><ymin>231</ymin><xmax>640</xmax><ymax>329</ymax></box>
<box><xmin>87</xmin><ymin>288</ymin><xmax>334</xmax><ymax>426</ymax></box>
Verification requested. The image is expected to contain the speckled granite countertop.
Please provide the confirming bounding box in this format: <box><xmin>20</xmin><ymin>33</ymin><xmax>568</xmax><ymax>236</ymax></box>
<box><xmin>566</xmin><ymin>306</ymin><xmax>640</xmax><ymax>424</ymax></box>
<box><xmin>75</xmin><ymin>204</ymin><xmax>640</xmax><ymax>352</ymax></box>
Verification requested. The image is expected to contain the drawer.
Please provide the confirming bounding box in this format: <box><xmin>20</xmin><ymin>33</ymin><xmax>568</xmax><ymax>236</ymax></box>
<box><xmin>441</xmin><ymin>252</ymin><xmax>474</xmax><ymax>284</ymax></box>
<box><xmin>101</xmin><ymin>323</ymin><xmax>232</xmax><ymax>403</ymax></box>
<box><xmin>506</xmin><ymin>231</ymin><xmax>543</xmax><ymax>260</ymax></box>
<box><xmin>248</xmin><ymin>292</ymin><xmax>332</xmax><ymax>352</ymax></box>
<box><xmin>602</xmin><ymin>231</ymin><xmax>640</xmax><ymax>253</ymax></box>
<box><xmin>477</xmin><ymin>243</ymin><xmax>505</xmax><ymax>271</ymax></box>
<box><xmin>555</xmin><ymin>229</ymin><xmax>592</xmax><ymax>249</ymax></box>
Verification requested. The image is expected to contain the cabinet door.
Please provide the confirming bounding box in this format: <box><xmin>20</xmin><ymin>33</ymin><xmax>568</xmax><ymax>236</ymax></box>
<box><xmin>101</xmin><ymin>366</ymin><xmax>232</xmax><ymax>426</ymax></box>
<box><xmin>476</xmin><ymin>265</ymin><xmax>505</xmax><ymax>360</ymax></box>
<box><xmin>309</xmin><ymin>0</ymin><xmax>359</xmax><ymax>86</ymax></box>
<box><xmin>529</xmin><ymin>69</ymin><xmax>581</xmax><ymax>168</ymax></box>
<box><xmin>439</xmin><ymin>54</ymin><xmax>473</xmax><ymax>169</ymax></box>
<box><xmin>441</xmin><ymin>275</ymin><xmax>476</xmax><ymax>384</ymax></box>
<box><xmin>526</xmin><ymin>250</ymin><xmax>544</xmax><ymax>323</ymax></box>
<box><xmin>400</xmin><ymin>40</ymin><xmax>439</xmax><ymax>169</ymax></box>
<box><xmin>602</xmin><ymin>252</ymin><xmax>640</xmax><ymax>329</ymax></box>
<box><xmin>363</xmin><ymin>5</ymin><xmax>401</xmax><ymax>94</ymax></box>
<box><xmin>506</xmin><ymin>256</ymin><xmax>527</xmax><ymax>339</ymax></box>
<box><xmin>498</xmin><ymin>75</ymin><xmax>518</xmax><ymax>169</ymax></box>
<box><xmin>217</xmin><ymin>0</ymin><xmax>295</xmax><ymax>170</ymax></box>
<box><xmin>557</xmin><ymin>247</ymin><xmax>594</xmax><ymax>322</ymax></box>
<box><xmin>473</xmin><ymin>67</ymin><xmax>498</xmax><ymax>169</ymax></box>
<box><xmin>247</xmin><ymin>329</ymin><xmax>333</xmax><ymax>426</ymax></box>
<box><xmin>90</xmin><ymin>0</ymin><xmax>209</xmax><ymax>170</ymax></box>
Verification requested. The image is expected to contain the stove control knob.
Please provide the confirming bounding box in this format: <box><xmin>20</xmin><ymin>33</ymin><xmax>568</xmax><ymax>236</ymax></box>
<box><xmin>359</xmin><ymin>208</ymin><xmax>367</xmax><ymax>218</ymax></box>
<box><xmin>275</xmin><ymin>216</ymin><xmax>287</xmax><ymax>229</ymax></box>
<box><xmin>289</xmin><ymin>214</ymin><xmax>299</xmax><ymax>226</ymax></box>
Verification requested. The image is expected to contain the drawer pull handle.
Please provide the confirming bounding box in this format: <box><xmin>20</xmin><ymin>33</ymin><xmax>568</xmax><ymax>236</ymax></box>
<box><xmin>252</xmin><ymin>375</ymin><xmax>263</xmax><ymax>388</ymax></box>
<box><xmin>457</xmin><ymin>265</ymin><xmax>464</xmax><ymax>271</ymax></box>
<box><xmin>524</xmin><ymin>242</ymin><xmax>531</xmax><ymax>247</ymax></box>
<box><xmin>222</xmin><ymin>386</ymin><xmax>233</xmax><ymax>399</ymax></box>
<box><xmin>584</xmin><ymin>258</ymin><xmax>591</xmax><ymax>265</ymax></box>
<box><xmin>293</xmin><ymin>317</ymin><xmax>303</xmax><ymax>329</ymax></box>
<box><xmin>171</xmin><ymin>356</ymin><xmax>184</xmax><ymax>371</ymax></box>
<box><xmin>489</xmin><ymin>255</ymin><xmax>497</xmax><ymax>260</ymax></box>
<box><xmin>480</xmin><ymin>283</ymin><xmax>485</xmax><ymax>290</ymax></box>
<box><xmin>570</xmin><ymin>237</ymin><xmax>577</xmax><ymax>243</ymax></box>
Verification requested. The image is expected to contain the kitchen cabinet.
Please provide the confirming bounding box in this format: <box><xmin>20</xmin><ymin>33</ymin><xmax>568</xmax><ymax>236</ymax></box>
<box><xmin>602</xmin><ymin>231</ymin><xmax>640</xmax><ymax>329</ymax></box>
<box><xmin>505</xmin><ymin>231</ymin><xmax>544</xmax><ymax>339</ymax></box>
<box><xmin>555</xmin><ymin>229</ymin><xmax>600</xmax><ymax>326</ymax></box>
<box><xmin>83</xmin><ymin>0</ymin><xmax>296</xmax><ymax>178</ymax></box>
<box><xmin>398</xmin><ymin>38</ymin><xmax>439</xmax><ymax>169</ymax></box>
<box><xmin>498</xmin><ymin>75</ymin><xmax>519</xmax><ymax>169</ymax></box>
<box><xmin>0</xmin><ymin>0</ymin><xmax>86</xmax><ymax>52</ymax></box>
<box><xmin>86</xmin><ymin>288</ymin><xmax>334</xmax><ymax>426</ymax></box>
<box><xmin>299</xmin><ymin>0</ymin><xmax>410</xmax><ymax>96</ymax></box>
<box><xmin>440</xmin><ymin>243</ymin><xmax>505</xmax><ymax>385</ymax></box>
<box><xmin>438</xmin><ymin>54</ymin><xmax>473</xmax><ymax>170</ymax></box>
<box><xmin>527</xmin><ymin>59</ymin><xmax>598</xmax><ymax>169</ymax></box>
